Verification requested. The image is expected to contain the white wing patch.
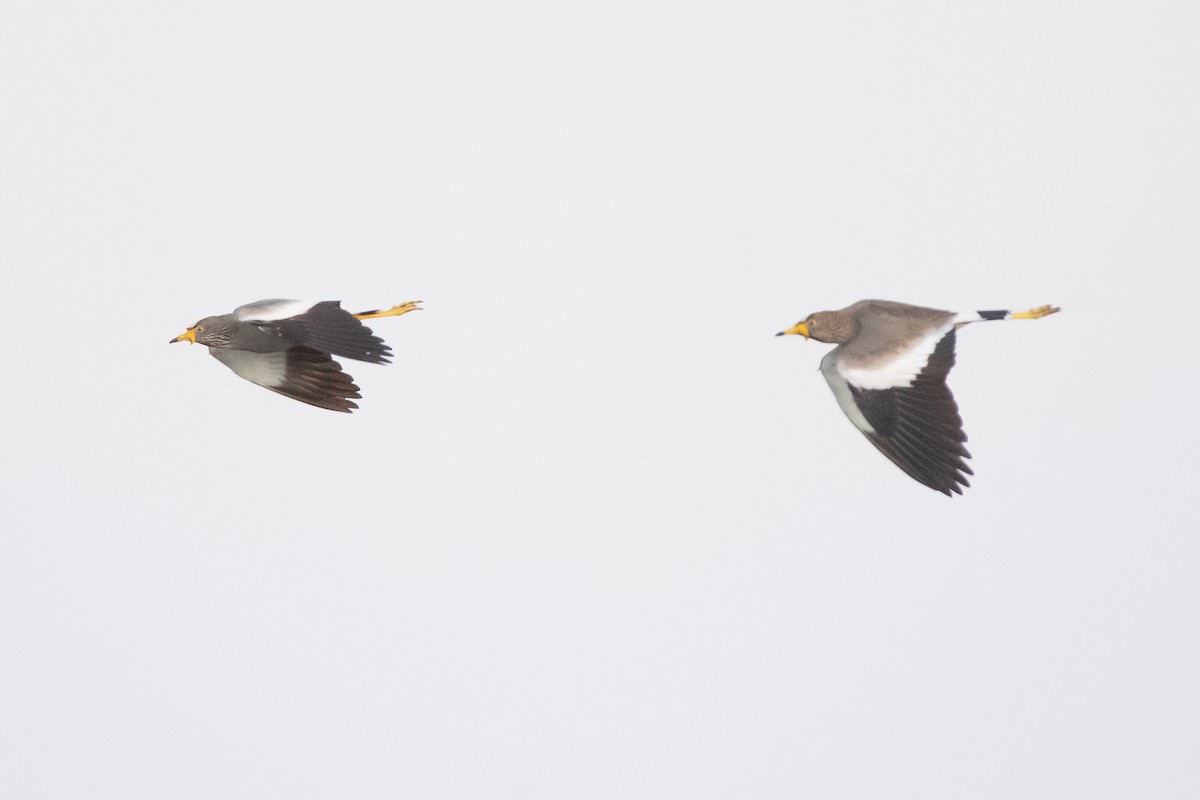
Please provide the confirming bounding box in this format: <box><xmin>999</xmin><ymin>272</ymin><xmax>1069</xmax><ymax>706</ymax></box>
<box><xmin>211</xmin><ymin>349</ymin><xmax>288</xmax><ymax>388</ymax></box>
<box><xmin>837</xmin><ymin>321</ymin><xmax>954</xmax><ymax>390</ymax></box>
<box><xmin>820</xmin><ymin>351</ymin><xmax>875</xmax><ymax>433</ymax></box>
<box><xmin>232</xmin><ymin>299</ymin><xmax>318</xmax><ymax>322</ymax></box>
<box><xmin>954</xmin><ymin>311</ymin><xmax>986</xmax><ymax>325</ymax></box>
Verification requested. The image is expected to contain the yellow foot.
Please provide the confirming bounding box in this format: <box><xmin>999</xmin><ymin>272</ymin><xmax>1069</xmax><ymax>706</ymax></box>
<box><xmin>1011</xmin><ymin>304</ymin><xmax>1061</xmax><ymax>320</ymax></box>
<box><xmin>354</xmin><ymin>300</ymin><xmax>423</xmax><ymax>321</ymax></box>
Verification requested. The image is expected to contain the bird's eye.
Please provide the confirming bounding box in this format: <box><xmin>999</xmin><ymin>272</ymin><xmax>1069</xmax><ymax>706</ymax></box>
<box><xmin>807</xmin><ymin>319</ymin><xmax>815</xmax><ymax>328</ymax></box>
<box><xmin>196</xmin><ymin>325</ymin><xmax>205</xmax><ymax>333</ymax></box>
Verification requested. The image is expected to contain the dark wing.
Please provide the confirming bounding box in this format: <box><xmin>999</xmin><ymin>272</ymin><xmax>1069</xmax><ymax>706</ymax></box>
<box><xmin>268</xmin><ymin>347</ymin><xmax>364</xmax><ymax>412</ymax></box>
<box><xmin>250</xmin><ymin>301</ymin><xmax>392</xmax><ymax>364</ymax></box>
<box><xmin>266</xmin><ymin>346</ymin><xmax>363</xmax><ymax>412</ymax></box>
<box><xmin>211</xmin><ymin>345</ymin><xmax>362</xmax><ymax>412</ymax></box>
<box><xmin>847</xmin><ymin>330</ymin><xmax>973</xmax><ymax>495</ymax></box>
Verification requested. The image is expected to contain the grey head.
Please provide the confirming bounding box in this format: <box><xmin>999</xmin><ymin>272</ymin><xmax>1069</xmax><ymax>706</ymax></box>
<box><xmin>169</xmin><ymin>314</ymin><xmax>240</xmax><ymax>347</ymax></box>
<box><xmin>775</xmin><ymin>309</ymin><xmax>859</xmax><ymax>344</ymax></box>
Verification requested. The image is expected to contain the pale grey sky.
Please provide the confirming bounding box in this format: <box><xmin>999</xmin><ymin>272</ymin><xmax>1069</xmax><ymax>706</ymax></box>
<box><xmin>2</xmin><ymin>1</ymin><xmax>1198</xmax><ymax>797</ymax></box>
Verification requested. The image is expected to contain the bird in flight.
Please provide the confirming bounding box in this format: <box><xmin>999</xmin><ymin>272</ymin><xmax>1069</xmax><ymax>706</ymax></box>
<box><xmin>171</xmin><ymin>299</ymin><xmax>422</xmax><ymax>412</ymax></box>
<box><xmin>777</xmin><ymin>300</ymin><xmax>1060</xmax><ymax>495</ymax></box>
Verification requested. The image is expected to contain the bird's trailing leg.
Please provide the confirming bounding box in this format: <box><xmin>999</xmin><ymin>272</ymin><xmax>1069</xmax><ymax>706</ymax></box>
<box><xmin>354</xmin><ymin>300</ymin><xmax>423</xmax><ymax>321</ymax></box>
<box><xmin>1009</xmin><ymin>304</ymin><xmax>1061</xmax><ymax>320</ymax></box>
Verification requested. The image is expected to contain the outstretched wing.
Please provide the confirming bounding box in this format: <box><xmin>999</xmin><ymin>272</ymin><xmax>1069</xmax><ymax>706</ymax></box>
<box><xmin>821</xmin><ymin>329</ymin><xmax>972</xmax><ymax>495</ymax></box>
<box><xmin>211</xmin><ymin>346</ymin><xmax>362</xmax><ymax>413</ymax></box>
<box><xmin>234</xmin><ymin>299</ymin><xmax>392</xmax><ymax>364</ymax></box>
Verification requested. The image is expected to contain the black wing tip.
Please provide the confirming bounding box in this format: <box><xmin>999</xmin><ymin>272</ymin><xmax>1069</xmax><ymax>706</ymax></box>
<box><xmin>271</xmin><ymin>347</ymin><xmax>367</xmax><ymax>412</ymax></box>
<box><xmin>926</xmin><ymin>461</ymin><xmax>972</xmax><ymax>496</ymax></box>
<box><xmin>937</xmin><ymin>475</ymin><xmax>971</xmax><ymax>496</ymax></box>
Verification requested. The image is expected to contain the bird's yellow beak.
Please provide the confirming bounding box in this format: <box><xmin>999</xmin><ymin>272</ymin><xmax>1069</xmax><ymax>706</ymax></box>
<box><xmin>776</xmin><ymin>322</ymin><xmax>810</xmax><ymax>339</ymax></box>
<box><xmin>171</xmin><ymin>328</ymin><xmax>197</xmax><ymax>344</ymax></box>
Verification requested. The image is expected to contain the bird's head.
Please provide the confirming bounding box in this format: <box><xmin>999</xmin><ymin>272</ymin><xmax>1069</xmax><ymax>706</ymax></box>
<box><xmin>170</xmin><ymin>315</ymin><xmax>237</xmax><ymax>347</ymax></box>
<box><xmin>775</xmin><ymin>311</ymin><xmax>850</xmax><ymax>343</ymax></box>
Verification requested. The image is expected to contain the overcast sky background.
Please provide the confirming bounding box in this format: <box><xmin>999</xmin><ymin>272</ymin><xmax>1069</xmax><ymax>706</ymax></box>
<box><xmin>2</xmin><ymin>1</ymin><xmax>1198</xmax><ymax>797</ymax></box>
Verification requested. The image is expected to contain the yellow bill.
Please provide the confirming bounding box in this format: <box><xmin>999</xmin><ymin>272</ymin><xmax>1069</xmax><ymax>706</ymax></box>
<box><xmin>776</xmin><ymin>322</ymin><xmax>810</xmax><ymax>339</ymax></box>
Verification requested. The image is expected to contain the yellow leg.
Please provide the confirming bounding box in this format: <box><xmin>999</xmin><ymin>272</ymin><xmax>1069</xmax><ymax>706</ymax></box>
<box><xmin>1010</xmin><ymin>304</ymin><xmax>1061</xmax><ymax>320</ymax></box>
<box><xmin>354</xmin><ymin>300</ymin><xmax>423</xmax><ymax>321</ymax></box>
